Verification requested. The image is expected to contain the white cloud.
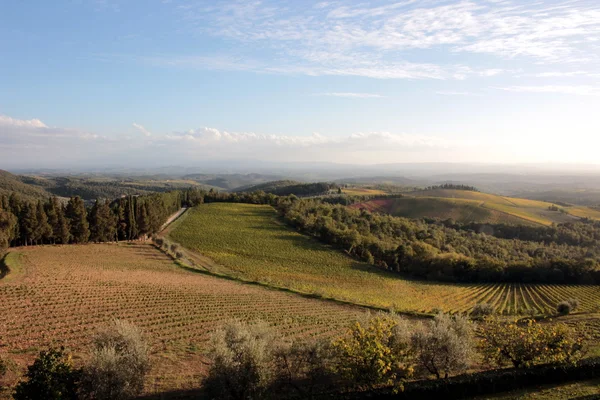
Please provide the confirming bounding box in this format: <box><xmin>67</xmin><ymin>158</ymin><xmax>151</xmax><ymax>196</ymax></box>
<box><xmin>132</xmin><ymin>122</ymin><xmax>152</xmax><ymax>136</ymax></box>
<box><xmin>496</xmin><ymin>85</ymin><xmax>600</xmax><ymax>96</ymax></box>
<box><xmin>0</xmin><ymin>115</ymin><xmax>48</xmax><ymax>129</ymax></box>
<box><xmin>317</xmin><ymin>92</ymin><xmax>385</xmax><ymax>98</ymax></box>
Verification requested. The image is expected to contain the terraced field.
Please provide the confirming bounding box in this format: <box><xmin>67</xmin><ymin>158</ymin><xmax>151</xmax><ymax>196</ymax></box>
<box><xmin>169</xmin><ymin>203</ymin><xmax>600</xmax><ymax>316</ymax></box>
<box><xmin>0</xmin><ymin>244</ymin><xmax>364</xmax><ymax>394</ymax></box>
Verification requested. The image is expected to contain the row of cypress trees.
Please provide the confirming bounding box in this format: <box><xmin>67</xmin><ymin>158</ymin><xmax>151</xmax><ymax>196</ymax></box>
<box><xmin>0</xmin><ymin>191</ymin><xmax>185</xmax><ymax>251</ymax></box>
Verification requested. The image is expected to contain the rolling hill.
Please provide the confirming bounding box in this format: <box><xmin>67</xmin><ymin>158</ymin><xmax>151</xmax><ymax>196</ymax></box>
<box><xmin>351</xmin><ymin>189</ymin><xmax>600</xmax><ymax>226</ymax></box>
<box><xmin>0</xmin><ymin>169</ymin><xmax>51</xmax><ymax>200</ymax></box>
<box><xmin>168</xmin><ymin>203</ymin><xmax>600</xmax><ymax>315</ymax></box>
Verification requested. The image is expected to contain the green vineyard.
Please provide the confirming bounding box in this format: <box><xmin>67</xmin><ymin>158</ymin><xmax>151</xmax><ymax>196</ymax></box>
<box><xmin>170</xmin><ymin>203</ymin><xmax>600</xmax><ymax>315</ymax></box>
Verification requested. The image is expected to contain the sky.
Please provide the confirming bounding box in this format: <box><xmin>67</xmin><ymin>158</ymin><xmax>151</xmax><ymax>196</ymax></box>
<box><xmin>1</xmin><ymin>0</ymin><xmax>600</xmax><ymax>169</ymax></box>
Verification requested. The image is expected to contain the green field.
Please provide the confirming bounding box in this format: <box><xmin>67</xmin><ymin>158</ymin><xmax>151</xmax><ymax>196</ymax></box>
<box><xmin>352</xmin><ymin>189</ymin><xmax>600</xmax><ymax>226</ymax></box>
<box><xmin>168</xmin><ymin>203</ymin><xmax>600</xmax><ymax>315</ymax></box>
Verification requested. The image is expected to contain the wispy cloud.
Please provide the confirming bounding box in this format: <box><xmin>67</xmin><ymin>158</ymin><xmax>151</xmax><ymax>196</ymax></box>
<box><xmin>495</xmin><ymin>85</ymin><xmax>600</xmax><ymax>96</ymax></box>
<box><xmin>165</xmin><ymin>0</ymin><xmax>600</xmax><ymax>80</ymax></box>
<box><xmin>132</xmin><ymin>122</ymin><xmax>152</xmax><ymax>136</ymax></box>
<box><xmin>317</xmin><ymin>92</ymin><xmax>385</xmax><ymax>98</ymax></box>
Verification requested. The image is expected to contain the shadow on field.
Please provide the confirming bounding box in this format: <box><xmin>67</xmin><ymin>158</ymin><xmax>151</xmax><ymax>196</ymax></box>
<box><xmin>137</xmin><ymin>388</ymin><xmax>205</xmax><ymax>400</ymax></box>
<box><xmin>0</xmin><ymin>254</ymin><xmax>9</xmax><ymax>279</ymax></box>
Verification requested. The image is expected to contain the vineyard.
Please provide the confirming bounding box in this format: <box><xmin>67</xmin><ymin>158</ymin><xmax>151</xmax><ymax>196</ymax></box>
<box><xmin>0</xmin><ymin>244</ymin><xmax>364</xmax><ymax>395</ymax></box>
<box><xmin>169</xmin><ymin>203</ymin><xmax>600</xmax><ymax>315</ymax></box>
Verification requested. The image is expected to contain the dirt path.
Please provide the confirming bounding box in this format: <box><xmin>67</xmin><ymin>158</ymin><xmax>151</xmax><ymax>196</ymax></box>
<box><xmin>159</xmin><ymin>207</ymin><xmax>188</xmax><ymax>232</ymax></box>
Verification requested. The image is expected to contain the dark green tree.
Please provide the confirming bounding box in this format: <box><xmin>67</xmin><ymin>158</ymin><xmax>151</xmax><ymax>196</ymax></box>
<box><xmin>20</xmin><ymin>203</ymin><xmax>37</xmax><ymax>246</ymax></box>
<box><xmin>13</xmin><ymin>347</ymin><xmax>80</xmax><ymax>400</ymax></box>
<box><xmin>89</xmin><ymin>200</ymin><xmax>117</xmax><ymax>242</ymax></box>
<box><xmin>65</xmin><ymin>197</ymin><xmax>89</xmax><ymax>244</ymax></box>
<box><xmin>35</xmin><ymin>201</ymin><xmax>52</xmax><ymax>244</ymax></box>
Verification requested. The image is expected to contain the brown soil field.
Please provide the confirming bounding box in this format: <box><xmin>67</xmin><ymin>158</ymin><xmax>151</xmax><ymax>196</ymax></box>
<box><xmin>0</xmin><ymin>243</ymin><xmax>364</xmax><ymax>396</ymax></box>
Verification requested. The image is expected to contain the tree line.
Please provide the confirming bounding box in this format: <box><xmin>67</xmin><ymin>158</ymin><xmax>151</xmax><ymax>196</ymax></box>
<box><xmin>274</xmin><ymin>196</ymin><xmax>600</xmax><ymax>284</ymax></box>
<box><xmin>424</xmin><ymin>183</ymin><xmax>479</xmax><ymax>191</ymax></box>
<box><xmin>0</xmin><ymin>191</ymin><xmax>185</xmax><ymax>253</ymax></box>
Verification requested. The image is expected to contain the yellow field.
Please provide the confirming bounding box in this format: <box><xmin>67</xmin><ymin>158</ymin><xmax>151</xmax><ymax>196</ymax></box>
<box><xmin>408</xmin><ymin>189</ymin><xmax>591</xmax><ymax>225</ymax></box>
<box><xmin>168</xmin><ymin>203</ymin><xmax>600</xmax><ymax>316</ymax></box>
<box><xmin>342</xmin><ymin>187</ymin><xmax>387</xmax><ymax>195</ymax></box>
<box><xmin>0</xmin><ymin>244</ymin><xmax>364</xmax><ymax>395</ymax></box>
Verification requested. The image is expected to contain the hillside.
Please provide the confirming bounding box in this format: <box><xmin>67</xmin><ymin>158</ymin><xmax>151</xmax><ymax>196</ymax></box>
<box><xmin>351</xmin><ymin>197</ymin><xmax>537</xmax><ymax>226</ymax></box>
<box><xmin>168</xmin><ymin>203</ymin><xmax>600</xmax><ymax>315</ymax></box>
<box><xmin>352</xmin><ymin>188</ymin><xmax>600</xmax><ymax>226</ymax></box>
<box><xmin>0</xmin><ymin>169</ymin><xmax>50</xmax><ymax>200</ymax></box>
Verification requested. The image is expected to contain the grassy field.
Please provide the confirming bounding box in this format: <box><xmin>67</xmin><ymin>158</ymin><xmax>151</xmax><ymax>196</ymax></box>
<box><xmin>352</xmin><ymin>189</ymin><xmax>600</xmax><ymax>226</ymax></box>
<box><xmin>168</xmin><ymin>203</ymin><xmax>600</xmax><ymax>316</ymax></box>
<box><xmin>0</xmin><ymin>243</ymin><xmax>364</xmax><ymax>395</ymax></box>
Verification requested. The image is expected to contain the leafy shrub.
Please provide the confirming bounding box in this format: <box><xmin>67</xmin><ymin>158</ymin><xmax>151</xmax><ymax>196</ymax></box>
<box><xmin>204</xmin><ymin>320</ymin><xmax>278</xmax><ymax>400</ymax></box>
<box><xmin>170</xmin><ymin>243</ymin><xmax>179</xmax><ymax>253</ymax></box>
<box><xmin>14</xmin><ymin>347</ymin><xmax>80</xmax><ymax>400</ymax></box>
<box><xmin>153</xmin><ymin>237</ymin><xmax>164</xmax><ymax>247</ymax></box>
<box><xmin>331</xmin><ymin>313</ymin><xmax>413</xmax><ymax>389</ymax></box>
<box><xmin>79</xmin><ymin>320</ymin><xmax>150</xmax><ymax>400</ymax></box>
<box><xmin>557</xmin><ymin>299</ymin><xmax>579</xmax><ymax>315</ymax></box>
<box><xmin>470</xmin><ymin>303</ymin><xmax>494</xmax><ymax>318</ymax></box>
<box><xmin>480</xmin><ymin>317</ymin><xmax>585</xmax><ymax>368</ymax></box>
<box><xmin>175</xmin><ymin>251</ymin><xmax>184</xmax><ymax>259</ymax></box>
<box><xmin>411</xmin><ymin>313</ymin><xmax>474</xmax><ymax>379</ymax></box>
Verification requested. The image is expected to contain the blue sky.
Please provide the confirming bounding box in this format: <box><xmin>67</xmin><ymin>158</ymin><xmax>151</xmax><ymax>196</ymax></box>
<box><xmin>1</xmin><ymin>0</ymin><xmax>599</xmax><ymax>168</ymax></box>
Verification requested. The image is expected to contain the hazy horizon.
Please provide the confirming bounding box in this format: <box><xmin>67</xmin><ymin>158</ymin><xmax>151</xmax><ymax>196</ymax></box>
<box><xmin>2</xmin><ymin>0</ymin><xmax>600</xmax><ymax>169</ymax></box>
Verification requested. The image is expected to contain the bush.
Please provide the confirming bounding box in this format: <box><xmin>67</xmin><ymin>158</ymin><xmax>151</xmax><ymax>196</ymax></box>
<box><xmin>557</xmin><ymin>299</ymin><xmax>579</xmax><ymax>315</ymax></box>
<box><xmin>470</xmin><ymin>303</ymin><xmax>494</xmax><ymax>318</ymax></box>
<box><xmin>557</xmin><ymin>301</ymin><xmax>573</xmax><ymax>315</ymax></box>
<box><xmin>14</xmin><ymin>347</ymin><xmax>80</xmax><ymax>400</ymax></box>
<box><xmin>153</xmin><ymin>237</ymin><xmax>164</xmax><ymax>247</ymax></box>
<box><xmin>411</xmin><ymin>313</ymin><xmax>474</xmax><ymax>379</ymax></box>
<box><xmin>175</xmin><ymin>251</ymin><xmax>184</xmax><ymax>259</ymax></box>
<box><xmin>170</xmin><ymin>243</ymin><xmax>179</xmax><ymax>253</ymax></box>
<box><xmin>204</xmin><ymin>320</ymin><xmax>279</xmax><ymax>400</ymax></box>
<box><xmin>79</xmin><ymin>320</ymin><xmax>150</xmax><ymax>400</ymax></box>
<box><xmin>480</xmin><ymin>317</ymin><xmax>585</xmax><ymax>368</ymax></box>
<box><xmin>331</xmin><ymin>313</ymin><xmax>413</xmax><ymax>389</ymax></box>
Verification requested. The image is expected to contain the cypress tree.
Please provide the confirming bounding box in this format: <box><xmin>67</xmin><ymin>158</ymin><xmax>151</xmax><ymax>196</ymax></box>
<box><xmin>55</xmin><ymin>200</ymin><xmax>70</xmax><ymax>244</ymax></box>
<box><xmin>115</xmin><ymin>199</ymin><xmax>127</xmax><ymax>241</ymax></box>
<box><xmin>35</xmin><ymin>201</ymin><xmax>52</xmax><ymax>244</ymax></box>
<box><xmin>66</xmin><ymin>196</ymin><xmax>89</xmax><ymax>244</ymax></box>
<box><xmin>126</xmin><ymin>196</ymin><xmax>137</xmax><ymax>240</ymax></box>
<box><xmin>89</xmin><ymin>200</ymin><xmax>117</xmax><ymax>242</ymax></box>
<box><xmin>45</xmin><ymin>198</ymin><xmax>58</xmax><ymax>244</ymax></box>
<box><xmin>137</xmin><ymin>202</ymin><xmax>150</xmax><ymax>238</ymax></box>
<box><xmin>20</xmin><ymin>203</ymin><xmax>37</xmax><ymax>246</ymax></box>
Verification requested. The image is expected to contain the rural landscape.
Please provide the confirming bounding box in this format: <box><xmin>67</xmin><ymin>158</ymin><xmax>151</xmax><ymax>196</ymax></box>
<box><xmin>2</xmin><ymin>169</ymin><xmax>600</xmax><ymax>398</ymax></box>
<box><xmin>3</xmin><ymin>0</ymin><xmax>600</xmax><ymax>398</ymax></box>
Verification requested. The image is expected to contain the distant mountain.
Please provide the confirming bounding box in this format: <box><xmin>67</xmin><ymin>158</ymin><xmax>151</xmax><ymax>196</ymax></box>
<box><xmin>183</xmin><ymin>173</ymin><xmax>287</xmax><ymax>191</ymax></box>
